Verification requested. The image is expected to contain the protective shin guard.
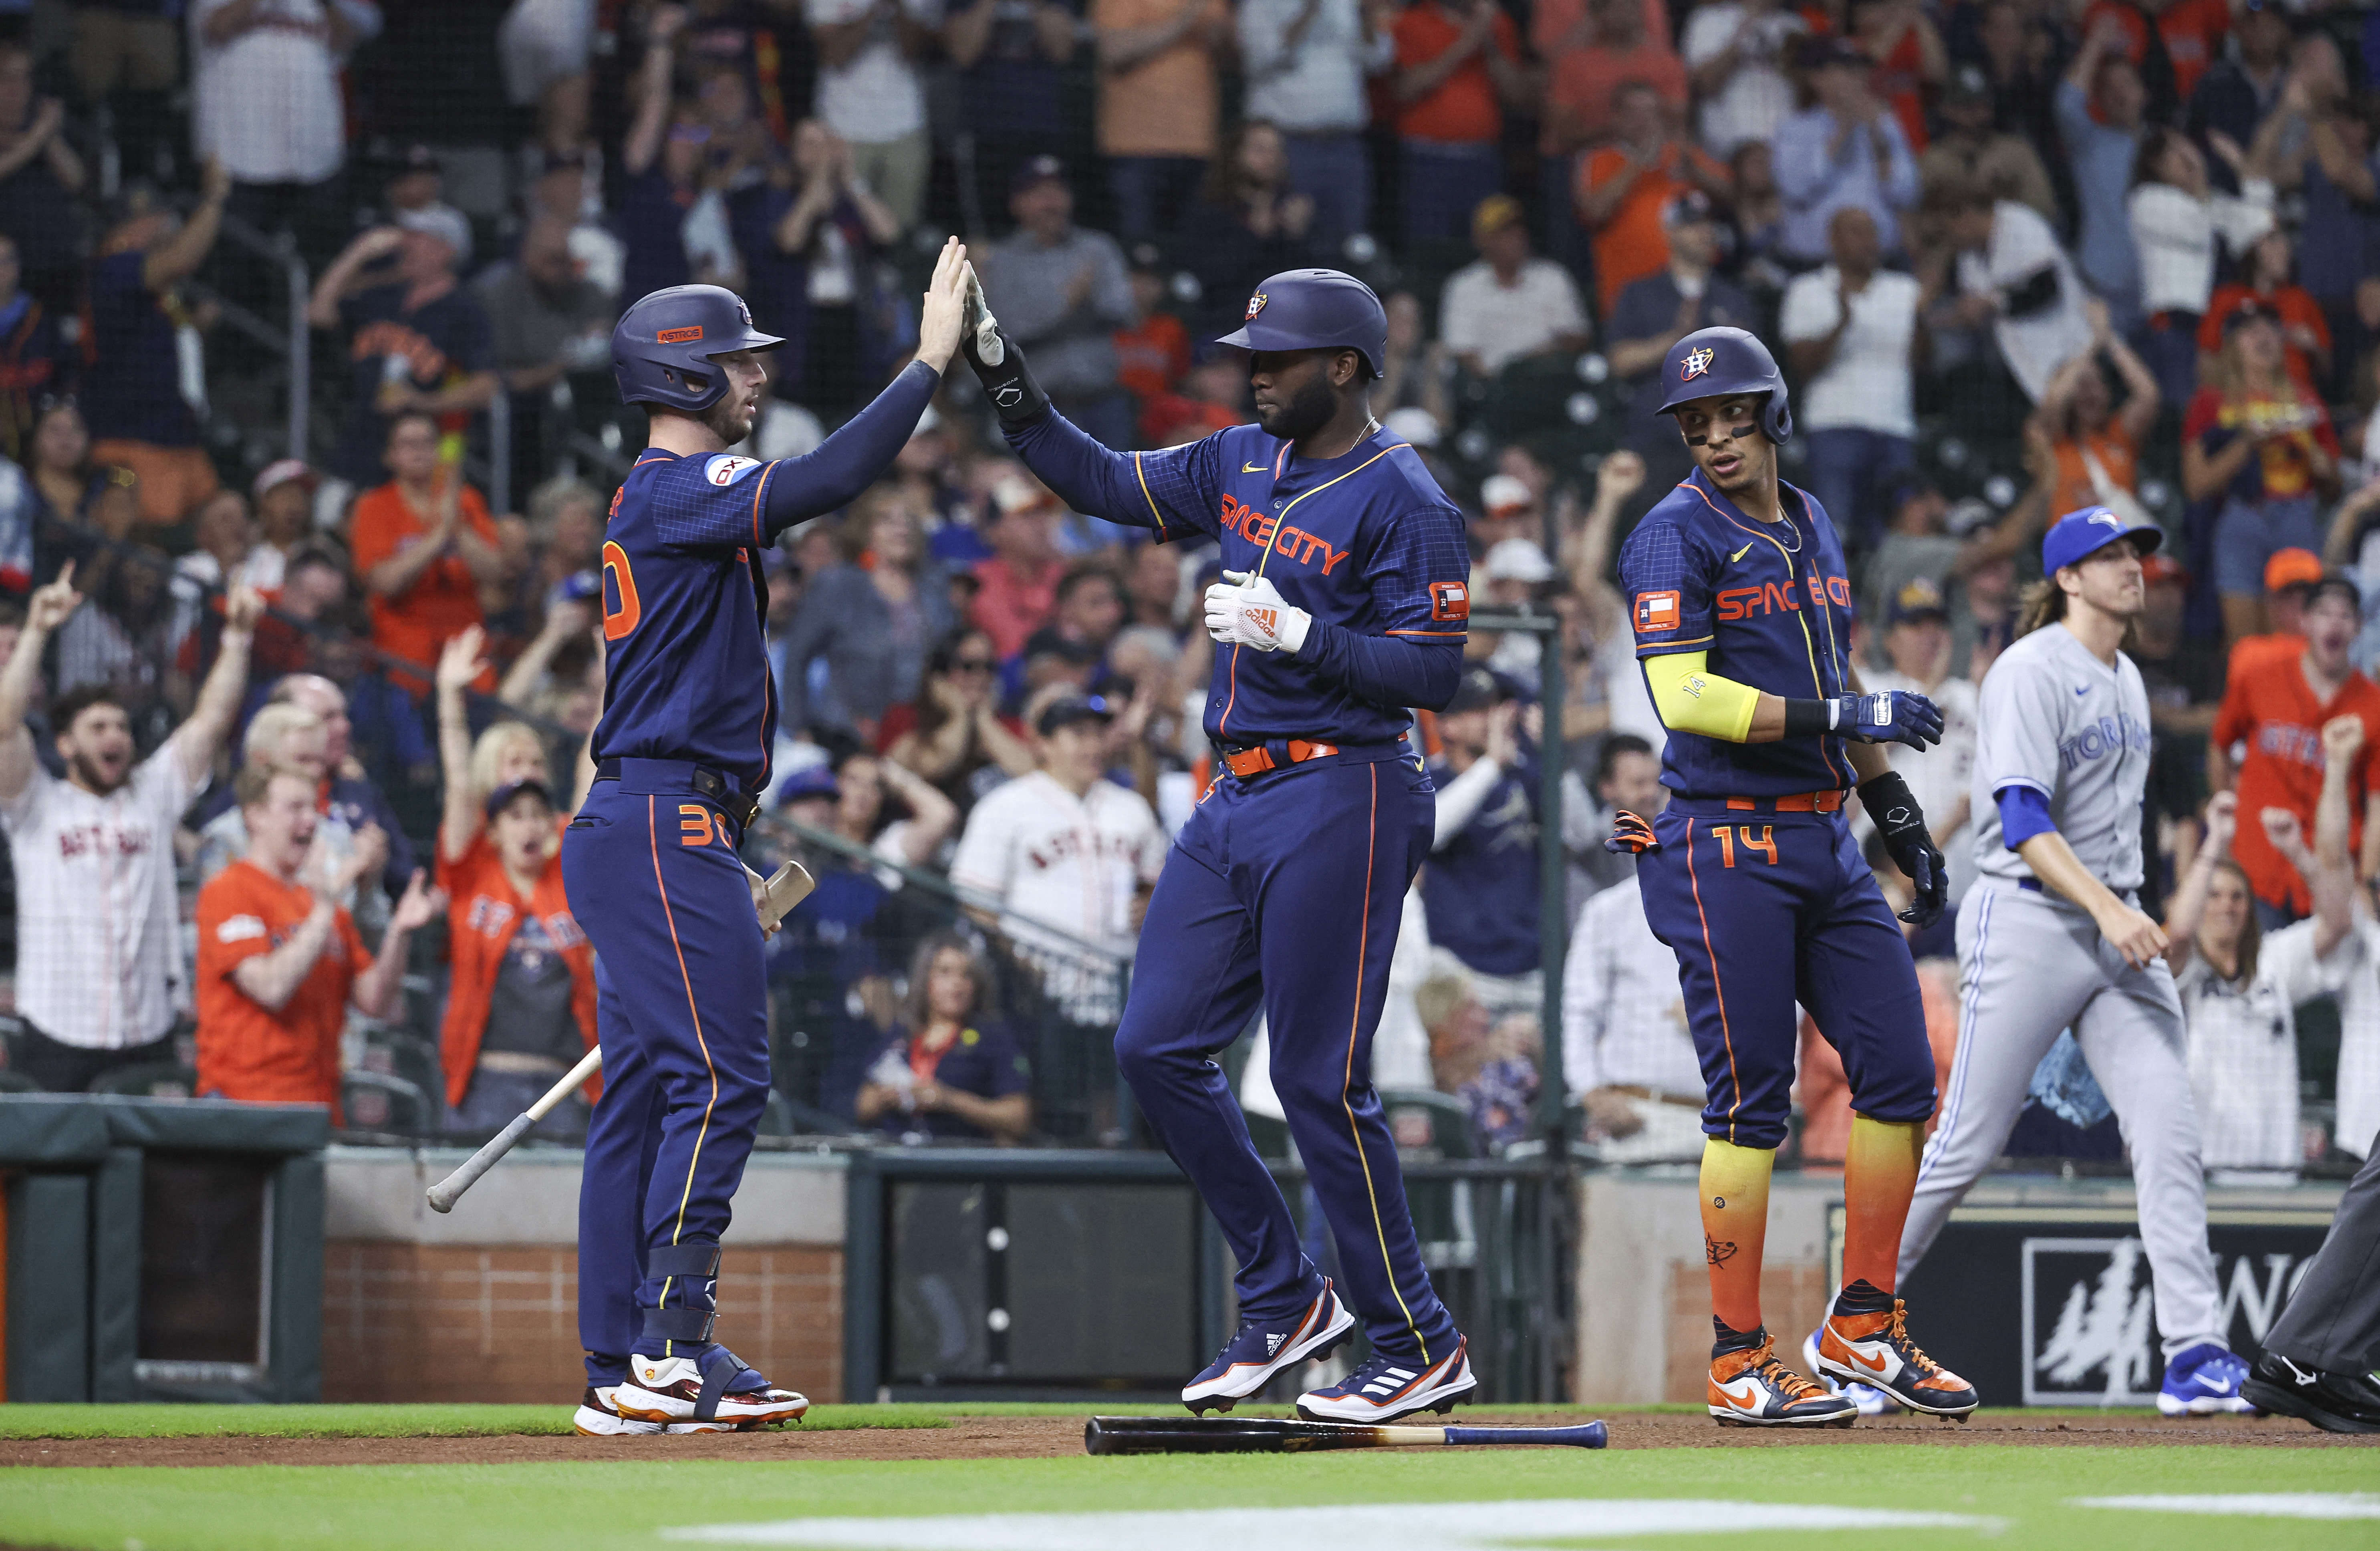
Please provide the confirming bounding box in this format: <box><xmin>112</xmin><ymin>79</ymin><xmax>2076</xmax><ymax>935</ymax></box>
<box><xmin>1700</xmin><ymin>1139</ymin><xmax>1775</xmax><ymax>1340</ymax></box>
<box><xmin>1842</xmin><ymin>1115</ymin><xmax>1925</xmax><ymax>1294</ymax></box>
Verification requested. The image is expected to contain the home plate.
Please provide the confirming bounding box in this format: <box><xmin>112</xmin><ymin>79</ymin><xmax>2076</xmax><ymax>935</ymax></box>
<box><xmin>2076</xmin><ymin>1494</ymin><xmax>2380</xmax><ymax>1520</ymax></box>
<box><xmin>663</xmin><ymin>1499</ymin><xmax>2004</xmax><ymax>1549</ymax></box>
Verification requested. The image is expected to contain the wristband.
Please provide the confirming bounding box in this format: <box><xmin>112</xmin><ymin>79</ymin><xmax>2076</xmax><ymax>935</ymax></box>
<box><xmin>1781</xmin><ymin>698</ymin><xmax>1832</xmax><ymax>738</ymax></box>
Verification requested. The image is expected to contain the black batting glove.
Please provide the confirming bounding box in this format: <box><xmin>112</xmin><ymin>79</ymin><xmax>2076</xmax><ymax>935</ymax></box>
<box><xmin>1604</xmin><ymin>809</ymin><xmax>1661</xmax><ymax>855</ymax></box>
<box><xmin>1859</xmin><ymin>770</ymin><xmax>1947</xmax><ymax>927</ymax></box>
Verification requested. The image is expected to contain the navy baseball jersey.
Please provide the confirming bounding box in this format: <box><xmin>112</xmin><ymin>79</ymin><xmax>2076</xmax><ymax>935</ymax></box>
<box><xmin>593</xmin><ymin>450</ymin><xmax>782</xmax><ymax>793</ymax></box>
<box><xmin>1618</xmin><ymin>467</ymin><xmax>1858</xmax><ymax>799</ymax></box>
<box><xmin>1009</xmin><ymin>418</ymin><xmax>1471</xmax><ymax>742</ymax></box>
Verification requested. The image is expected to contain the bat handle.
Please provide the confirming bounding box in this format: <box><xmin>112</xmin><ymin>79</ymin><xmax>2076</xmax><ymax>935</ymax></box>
<box><xmin>1443</xmin><ymin>1421</ymin><xmax>1608</xmax><ymax>1449</ymax></box>
<box><xmin>425</xmin><ymin>1112</ymin><xmax>534</xmax><ymax>1213</ymax></box>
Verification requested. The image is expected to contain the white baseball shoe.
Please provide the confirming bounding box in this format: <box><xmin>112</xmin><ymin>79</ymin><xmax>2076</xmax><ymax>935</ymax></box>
<box><xmin>612</xmin><ymin>1346</ymin><xmax>810</xmax><ymax>1428</ymax></box>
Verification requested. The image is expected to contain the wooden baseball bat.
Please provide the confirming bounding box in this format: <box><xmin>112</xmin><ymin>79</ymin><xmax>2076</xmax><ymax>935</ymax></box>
<box><xmin>424</xmin><ymin>861</ymin><xmax>817</xmax><ymax>1213</ymax></box>
<box><xmin>1082</xmin><ymin>1416</ymin><xmax>1608</xmax><ymax>1455</ymax></box>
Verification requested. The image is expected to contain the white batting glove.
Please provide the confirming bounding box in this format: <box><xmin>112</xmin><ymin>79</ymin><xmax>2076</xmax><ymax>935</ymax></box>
<box><xmin>1203</xmin><ymin>569</ymin><xmax>1311</xmax><ymax>655</ymax></box>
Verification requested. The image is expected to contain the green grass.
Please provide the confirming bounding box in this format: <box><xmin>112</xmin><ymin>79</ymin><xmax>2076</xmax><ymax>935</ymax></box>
<box><xmin>0</xmin><ymin>1425</ymin><xmax>2372</xmax><ymax>1551</ymax></box>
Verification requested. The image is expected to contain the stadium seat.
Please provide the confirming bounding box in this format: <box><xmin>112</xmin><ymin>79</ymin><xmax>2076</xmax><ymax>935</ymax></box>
<box><xmin>341</xmin><ymin>1071</ymin><xmax>433</xmax><ymax>1138</ymax></box>
<box><xmin>0</xmin><ymin>1069</ymin><xmax>40</xmax><ymax>1094</ymax></box>
<box><xmin>88</xmin><ymin>1062</ymin><xmax>197</xmax><ymax>1100</ymax></box>
<box><xmin>1379</xmin><ymin>1088</ymin><xmax>1479</xmax><ymax>1161</ymax></box>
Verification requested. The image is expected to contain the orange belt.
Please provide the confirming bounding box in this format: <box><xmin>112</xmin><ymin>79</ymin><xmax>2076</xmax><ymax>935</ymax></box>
<box><xmin>1724</xmin><ymin>789</ymin><xmax>1844</xmax><ymax>814</ymax></box>
<box><xmin>1221</xmin><ymin>739</ymin><xmax>1340</xmax><ymax>779</ymax></box>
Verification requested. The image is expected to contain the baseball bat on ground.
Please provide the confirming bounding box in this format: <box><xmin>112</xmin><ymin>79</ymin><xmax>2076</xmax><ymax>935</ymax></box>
<box><xmin>424</xmin><ymin>860</ymin><xmax>817</xmax><ymax>1213</ymax></box>
<box><xmin>1082</xmin><ymin>1416</ymin><xmax>1608</xmax><ymax>1455</ymax></box>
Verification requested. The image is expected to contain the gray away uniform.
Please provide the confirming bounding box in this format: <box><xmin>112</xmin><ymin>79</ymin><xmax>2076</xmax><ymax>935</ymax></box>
<box><xmin>1899</xmin><ymin>621</ymin><xmax>2226</xmax><ymax>1356</ymax></box>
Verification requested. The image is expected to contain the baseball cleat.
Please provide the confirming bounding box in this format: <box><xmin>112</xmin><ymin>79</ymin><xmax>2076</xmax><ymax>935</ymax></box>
<box><xmin>1183</xmin><ymin>1279</ymin><xmax>1355</xmax><ymax>1415</ymax></box>
<box><xmin>1296</xmin><ymin>1337</ymin><xmax>1475</xmax><ymax>1423</ymax></box>
<box><xmin>2156</xmin><ymin>1342</ymin><xmax>2256</xmax><ymax>1416</ymax></box>
<box><xmin>2239</xmin><ymin>1352</ymin><xmax>2380</xmax><ymax>1433</ymax></box>
<box><xmin>572</xmin><ymin>1384</ymin><xmax>741</xmax><ymax>1436</ymax></box>
<box><xmin>1801</xmin><ymin>1327</ymin><xmax>1898</xmax><ymax>1415</ymax></box>
<box><xmin>1815</xmin><ymin>1300</ymin><xmax>1978</xmax><ymax>1418</ymax></box>
<box><xmin>1709</xmin><ymin>1331</ymin><xmax>1858</xmax><ymax>1427</ymax></box>
<box><xmin>614</xmin><ymin>1345</ymin><xmax>810</xmax><ymax>1428</ymax></box>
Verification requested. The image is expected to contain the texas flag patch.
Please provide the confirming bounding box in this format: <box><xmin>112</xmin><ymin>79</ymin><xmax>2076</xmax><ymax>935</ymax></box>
<box><xmin>1634</xmin><ymin>590</ymin><xmax>1682</xmax><ymax>632</ymax></box>
<box><xmin>1429</xmin><ymin>580</ymin><xmax>1469</xmax><ymax>622</ymax></box>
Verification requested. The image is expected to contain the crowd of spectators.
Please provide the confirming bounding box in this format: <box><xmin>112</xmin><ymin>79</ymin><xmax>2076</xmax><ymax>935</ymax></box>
<box><xmin>0</xmin><ymin>0</ymin><xmax>2373</xmax><ymax>1172</ymax></box>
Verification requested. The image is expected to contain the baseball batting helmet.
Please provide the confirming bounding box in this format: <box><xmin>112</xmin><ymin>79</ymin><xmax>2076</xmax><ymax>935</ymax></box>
<box><xmin>612</xmin><ymin>284</ymin><xmax>785</xmax><ymax>412</ymax></box>
<box><xmin>1655</xmin><ymin>326</ymin><xmax>1793</xmax><ymax>444</ymax></box>
<box><xmin>1215</xmin><ymin>269</ymin><xmax>1388</xmax><ymax>378</ymax></box>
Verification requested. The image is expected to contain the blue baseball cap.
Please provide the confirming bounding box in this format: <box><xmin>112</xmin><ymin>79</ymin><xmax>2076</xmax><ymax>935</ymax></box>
<box><xmin>2041</xmin><ymin>506</ymin><xmax>2162</xmax><ymax>576</ymax></box>
<box><xmin>776</xmin><ymin>764</ymin><xmax>840</xmax><ymax>806</ymax></box>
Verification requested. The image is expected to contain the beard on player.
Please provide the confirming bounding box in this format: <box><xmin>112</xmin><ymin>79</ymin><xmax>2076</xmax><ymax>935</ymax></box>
<box><xmin>699</xmin><ymin>383</ymin><xmax>761</xmax><ymax>446</ymax></box>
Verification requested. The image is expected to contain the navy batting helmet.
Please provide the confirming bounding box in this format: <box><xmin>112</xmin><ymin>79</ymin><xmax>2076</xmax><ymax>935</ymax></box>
<box><xmin>612</xmin><ymin>284</ymin><xmax>785</xmax><ymax>412</ymax></box>
<box><xmin>1655</xmin><ymin>326</ymin><xmax>1793</xmax><ymax>444</ymax></box>
<box><xmin>1214</xmin><ymin>269</ymin><xmax>1388</xmax><ymax>377</ymax></box>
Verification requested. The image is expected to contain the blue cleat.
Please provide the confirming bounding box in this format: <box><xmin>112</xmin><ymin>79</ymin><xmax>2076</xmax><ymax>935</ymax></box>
<box><xmin>2158</xmin><ymin>1342</ymin><xmax>2256</xmax><ymax>1416</ymax></box>
<box><xmin>1182</xmin><ymin>1279</ymin><xmax>1354</xmax><ymax>1415</ymax></box>
<box><xmin>1298</xmin><ymin>1337</ymin><xmax>1476</xmax><ymax>1423</ymax></box>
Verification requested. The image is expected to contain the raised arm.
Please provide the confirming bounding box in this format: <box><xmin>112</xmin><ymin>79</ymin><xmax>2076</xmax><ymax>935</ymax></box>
<box><xmin>0</xmin><ymin>565</ymin><xmax>79</xmax><ymax>804</ymax></box>
<box><xmin>435</xmin><ymin>626</ymin><xmax>489</xmax><ymax>863</ymax></box>
<box><xmin>171</xmin><ymin>583</ymin><xmax>262</xmax><ymax>787</ymax></box>
<box><xmin>145</xmin><ymin>160</ymin><xmax>231</xmax><ymax>290</ymax></box>
<box><xmin>352</xmin><ymin>869</ymin><xmax>442</xmax><ymax>1019</ymax></box>
<box><xmin>308</xmin><ymin>227</ymin><xmax>405</xmax><ymax>330</ymax></box>
<box><xmin>623</xmin><ymin>6</ymin><xmax>686</xmax><ymax>177</ymax></box>
<box><xmin>2162</xmin><ymin>789</ymin><xmax>2236</xmax><ymax>972</ymax></box>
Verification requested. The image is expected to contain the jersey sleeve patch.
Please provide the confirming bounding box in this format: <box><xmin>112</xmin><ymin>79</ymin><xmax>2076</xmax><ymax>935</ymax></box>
<box><xmin>215</xmin><ymin>914</ymin><xmax>267</xmax><ymax>944</ymax></box>
<box><xmin>1429</xmin><ymin>580</ymin><xmax>1469</xmax><ymax>622</ymax></box>
<box><xmin>702</xmin><ymin>455</ymin><xmax>764</xmax><ymax>487</ymax></box>
<box><xmin>1634</xmin><ymin>590</ymin><xmax>1682</xmax><ymax>632</ymax></box>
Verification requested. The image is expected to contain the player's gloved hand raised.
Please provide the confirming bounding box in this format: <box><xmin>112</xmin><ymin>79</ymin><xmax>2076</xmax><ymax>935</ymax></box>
<box><xmin>1603</xmin><ymin>810</ymin><xmax>1660</xmax><ymax>855</ymax></box>
<box><xmin>1859</xmin><ymin>771</ymin><xmax>1947</xmax><ymax>927</ymax></box>
<box><xmin>1204</xmin><ymin>570</ymin><xmax>1312</xmax><ymax>655</ymax></box>
<box><xmin>958</xmin><ymin>264</ymin><xmax>1050</xmax><ymax>428</ymax></box>
<box><xmin>1829</xmin><ymin>690</ymin><xmax>1943</xmax><ymax>750</ymax></box>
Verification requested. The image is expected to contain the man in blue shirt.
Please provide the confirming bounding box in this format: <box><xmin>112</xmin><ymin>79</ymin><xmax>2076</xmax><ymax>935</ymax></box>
<box><xmin>1423</xmin><ymin>668</ymin><xmax>1542</xmax><ymax>1010</ymax></box>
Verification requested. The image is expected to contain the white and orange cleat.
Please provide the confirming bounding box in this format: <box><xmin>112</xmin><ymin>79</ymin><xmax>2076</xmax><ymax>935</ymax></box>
<box><xmin>1814</xmin><ymin>1299</ymin><xmax>1979</xmax><ymax>1419</ymax></box>
<box><xmin>612</xmin><ymin>1346</ymin><xmax>810</xmax><ymax>1429</ymax></box>
<box><xmin>1708</xmin><ymin>1331</ymin><xmax>1859</xmax><ymax>1427</ymax></box>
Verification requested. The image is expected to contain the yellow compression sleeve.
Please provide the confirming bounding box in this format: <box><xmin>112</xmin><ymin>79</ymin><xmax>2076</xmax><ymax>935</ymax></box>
<box><xmin>1644</xmin><ymin>651</ymin><xmax>1761</xmax><ymax>743</ymax></box>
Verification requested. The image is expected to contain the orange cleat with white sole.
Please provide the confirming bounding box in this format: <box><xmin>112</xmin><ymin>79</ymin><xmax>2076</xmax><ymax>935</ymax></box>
<box><xmin>1815</xmin><ymin>1299</ymin><xmax>1979</xmax><ymax>1418</ymax></box>
<box><xmin>1707</xmin><ymin>1331</ymin><xmax>1859</xmax><ymax>1427</ymax></box>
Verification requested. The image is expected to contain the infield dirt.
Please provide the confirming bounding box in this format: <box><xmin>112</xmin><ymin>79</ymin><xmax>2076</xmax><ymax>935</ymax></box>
<box><xmin>0</xmin><ymin>1409</ymin><xmax>2353</xmax><ymax>1467</ymax></box>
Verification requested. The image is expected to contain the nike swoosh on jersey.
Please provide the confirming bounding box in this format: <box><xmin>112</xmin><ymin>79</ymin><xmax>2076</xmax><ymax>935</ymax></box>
<box><xmin>2076</xmin><ymin>685</ymin><xmax>2091</xmax><ymax>696</ymax></box>
<box><xmin>1243</xmin><ymin>461</ymin><xmax>1269</xmax><ymax>473</ymax></box>
<box><xmin>1731</xmin><ymin>542</ymin><xmax>1755</xmax><ymax>562</ymax></box>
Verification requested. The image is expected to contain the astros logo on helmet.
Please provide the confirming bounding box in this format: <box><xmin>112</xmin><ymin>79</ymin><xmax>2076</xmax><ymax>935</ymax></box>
<box><xmin>1246</xmin><ymin>293</ymin><xmax>1268</xmax><ymax>320</ymax></box>
<box><xmin>1679</xmin><ymin>346</ymin><xmax>1715</xmax><ymax>381</ymax></box>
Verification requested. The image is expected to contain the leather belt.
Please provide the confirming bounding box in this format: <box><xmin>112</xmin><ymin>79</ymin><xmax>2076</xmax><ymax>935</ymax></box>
<box><xmin>1217</xmin><ymin>739</ymin><xmax>1340</xmax><ymax>780</ymax></box>
<box><xmin>1723</xmin><ymin>789</ymin><xmax>1845</xmax><ymax>814</ymax></box>
<box><xmin>593</xmin><ymin>757</ymin><xmax>760</xmax><ymax>833</ymax></box>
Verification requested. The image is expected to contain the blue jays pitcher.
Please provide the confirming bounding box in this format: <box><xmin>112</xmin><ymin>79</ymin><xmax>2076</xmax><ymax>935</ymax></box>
<box><xmin>1611</xmin><ymin>326</ymin><xmax>1983</xmax><ymax>1428</ymax></box>
<box><xmin>962</xmin><ymin>269</ymin><xmax>1476</xmax><ymax>1422</ymax></box>
<box><xmin>568</xmin><ymin>243</ymin><xmax>971</xmax><ymax>1436</ymax></box>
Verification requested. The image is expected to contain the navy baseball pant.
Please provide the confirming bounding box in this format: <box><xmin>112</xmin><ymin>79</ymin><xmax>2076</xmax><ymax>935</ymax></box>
<box><xmin>1636</xmin><ymin>802</ymin><xmax>1937</xmax><ymax>1149</ymax></box>
<box><xmin>1116</xmin><ymin>751</ymin><xmax>1461</xmax><ymax>1363</ymax></box>
<box><xmin>564</xmin><ymin>777</ymin><xmax>770</xmax><ymax>1382</ymax></box>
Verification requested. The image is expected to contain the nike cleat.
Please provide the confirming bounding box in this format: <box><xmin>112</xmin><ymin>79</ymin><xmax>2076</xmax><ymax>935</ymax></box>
<box><xmin>1709</xmin><ymin>1331</ymin><xmax>1858</xmax><ymax>1427</ymax></box>
<box><xmin>2157</xmin><ymin>1342</ymin><xmax>2256</xmax><ymax>1416</ymax></box>
<box><xmin>1297</xmin><ymin>1337</ymin><xmax>1476</xmax><ymax>1423</ymax></box>
<box><xmin>2239</xmin><ymin>1351</ymin><xmax>2380</xmax><ymax>1433</ymax></box>
<box><xmin>1802</xmin><ymin>1327</ymin><xmax>1898</xmax><ymax>1415</ymax></box>
<box><xmin>1815</xmin><ymin>1299</ymin><xmax>1978</xmax><ymax>1418</ymax></box>
<box><xmin>572</xmin><ymin>1384</ymin><xmax>738</xmax><ymax>1436</ymax></box>
<box><xmin>1183</xmin><ymin>1280</ymin><xmax>1354</xmax><ymax>1416</ymax></box>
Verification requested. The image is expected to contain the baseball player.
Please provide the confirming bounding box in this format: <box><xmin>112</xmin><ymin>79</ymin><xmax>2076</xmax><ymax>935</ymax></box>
<box><xmin>1898</xmin><ymin>504</ymin><xmax>2253</xmax><ymax>1415</ymax></box>
<box><xmin>2241</xmin><ymin>1123</ymin><xmax>2380</xmax><ymax>1430</ymax></box>
<box><xmin>1612</xmin><ymin>326</ymin><xmax>1980</xmax><ymax>1428</ymax></box>
<box><xmin>568</xmin><ymin>247</ymin><xmax>971</xmax><ymax>1436</ymax></box>
<box><xmin>959</xmin><ymin>268</ymin><xmax>1478</xmax><ymax>1422</ymax></box>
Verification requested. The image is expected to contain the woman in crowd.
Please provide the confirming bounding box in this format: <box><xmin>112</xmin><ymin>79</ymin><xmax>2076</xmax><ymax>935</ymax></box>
<box><xmin>24</xmin><ymin>397</ymin><xmax>103</xmax><ymax>550</ymax></box>
<box><xmin>2127</xmin><ymin>125</ymin><xmax>2273</xmax><ymax>409</ymax></box>
<box><xmin>851</xmin><ymin>933</ymin><xmax>1032</xmax><ymax>1143</ymax></box>
<box><xmin>2199</xmin><ymin>230</ymin><xmax>2333</xmax><ymax>395</ymax></box>
<box><xmin>2164</xmin><ymin>786</ymin><xmax>2350</xmax><ymax>1174</ymax></box>
<box><xmin>2028</xmin><ymin>297</ymin><xmax>2160</xmax><ymax>522</ymax></box>
<box><xmin>881</xmin><ymin>627</ymin><xmax>1036</xmax><ymax>811</ymax></box>
<box><xmin>2185</xmin><ymin>301</ymin><xmax>2343</xmax><ymax>644</ymax></box>
<box><xmin>1189</xmin><ymin>121</ymin><xmax>1314</xmax><ymax>339</ymax></box>
<box><xmin>780</xmin><ymin>491</ymin><xmax>951</xmax><ymax>746</ymax></box>
<box><xmin>433</xmin><ymin>626</ymin><xmax>599</xmax><ymax>1134</ymax></box>
<box><xmin>825</xmin><ymin>747</ymin><xmax>961</xmax><ymax>872</ymax></box>
<box><xmin>772</xmin><ymin>119</ymin><xmax>902</xmax><ymax>419</ymax></box>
